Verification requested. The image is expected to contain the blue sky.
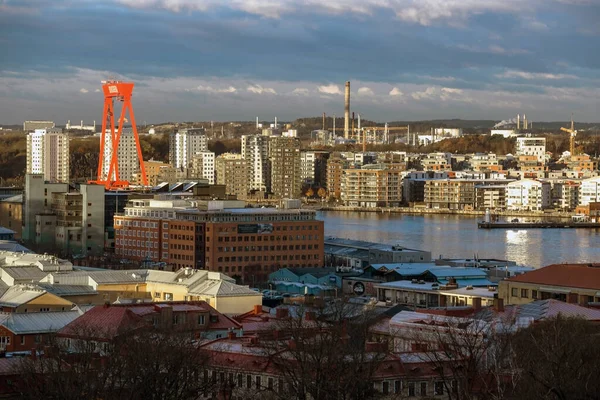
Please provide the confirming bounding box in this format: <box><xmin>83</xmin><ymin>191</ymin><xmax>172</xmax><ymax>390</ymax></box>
<box><xmin>1</xmin><ymin>0</ymin><xmax>599</xmax><ymax>124</ymax></box>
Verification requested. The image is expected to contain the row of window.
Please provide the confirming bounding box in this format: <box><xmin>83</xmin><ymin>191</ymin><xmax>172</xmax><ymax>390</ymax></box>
<box><xmin>217</xmin><ymin>235</ymin><xmax>319</xmax><ymax>243</ymax></box>
<box><xmin>217</xmin><ymin>253</ymin><xmax>319</xmax><ymax>263</ymax></box>
<box><xmin>218</xmin><ymin>244</ymin><xmax>318</xmax><ymax>252</ymax></box>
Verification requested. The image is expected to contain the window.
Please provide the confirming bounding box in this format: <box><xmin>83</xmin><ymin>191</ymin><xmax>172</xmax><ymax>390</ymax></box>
<box><xmin>198</xmin><ymin>315</ymin><xmax>205</xmax><ymax>325</ymax></box>
<box><xmin>435</xmin><ymin>381</ymin><xmax>444</xmax><ymax>395</ymax></box>
<box><xmin>20</xmin><ymin>336</ymin><xmax>25</xmax><ymax>345</ymax></box>
<box><xmin>532</xmin><ymin>290</ymin><xmax>538</xmax><ymax>299</ymax></box>
<box><xmin>154</xmin><ymin>292</ymin><xmax>161</xmax><ymax>298</ymax></box>
<box><xmin>382</xmin><ymin>381</ymin><xmax>389</xmax><ymax>394</ymax></box>
<box><xmin>511</xmin><ymin>288</ymin><xmax>518</xmax><ymax>297</ymax></box>
<box><xmin>246</xmin><ymin>375</ymin><xmax>252</xmax><ymax>389</ymax></box>
<box><xmin>420</xmin><ymin>382</ymin><xmax>427</xmax><ymax>396</ymax></box>
<box><xmin>408</xmin><ymin>382</ymin><xmax>415</xmax><ymax>396</ymax></box>
<box><xmin>520</xmin><ymin>289</ymin><xmax>528</xmax><ymax>298</ymax></box>
<box><xmin>256</xmin><ymin>376</ymin><xmax>261</xmax><ymax>389</ymax></box>
<box><xmin>394</xmin><ymin>380</ymin><xmax>401</xmax><ymax>394</ymax></box>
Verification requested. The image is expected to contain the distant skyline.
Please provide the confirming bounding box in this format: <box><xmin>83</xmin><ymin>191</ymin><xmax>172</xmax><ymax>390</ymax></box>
<box><xmin>1</xmin><ymin>0</ymin><xmax>599</xmax><ymax>124</ymax></box>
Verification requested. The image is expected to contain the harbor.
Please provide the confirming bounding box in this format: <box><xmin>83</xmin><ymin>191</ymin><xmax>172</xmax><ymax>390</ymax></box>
<box><xmin>478</xmin><ymin>221</ymin><xmax>600</xmax><ymax>229</ymax></box>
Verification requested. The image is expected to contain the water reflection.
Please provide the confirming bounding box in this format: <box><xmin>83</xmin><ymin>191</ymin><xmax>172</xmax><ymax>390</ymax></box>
<box><xmin>318</xmin><ymin>211</ymin><xmax>600</xmax><ymax>268</ymax></box>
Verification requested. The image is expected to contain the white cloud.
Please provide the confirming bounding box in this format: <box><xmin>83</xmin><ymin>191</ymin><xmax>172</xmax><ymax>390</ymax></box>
<box><xmin>247</xmin><ymin>84</ymin><xmax>276</xmax><ymax>94</ymax></box>
<box><xmin>79</xmin><ymin>88</ymin><xmax>89</xmax><ymax>93</ymax></box>
<box><xmin>317</xmin><ymin>84</ymin><xmax>342</xmax><ymax>95</ymax></box>
<box><xmin>411</xmin><ymin>87</ymin><xmax>437</xmax><ymax>100</ymax></box>
<box><xmin>389</xmin><ymin>87</ymin><xmax>403</xmax><ymax>96</ymax></box>
<box><xmin>197</xmin><ymin>85</ymin><xmax>237</xmax><ymax>93</ymax></box>
<box><xmin>291</xmin><ymin>87</ymin><xmax>309</xmax><ymax>95</ymax></box>
<box><xmin>357</xmin><ymin>87</ymin><xmax>374</xmax><ymax>96</ymax></box>
<box><xmin>496</xmin><ymin>70</ymin><xmax>577</xmax><ymax>80</ymax></box>
<box><xmin>94</xmin><ymin>88</ymin><xmax>101</xmax><ymax>93</ymax></box>
<box><xmin>441</xmin><ymin>87</ymin><xmax>463</xmax><ymax>94</ymax></box>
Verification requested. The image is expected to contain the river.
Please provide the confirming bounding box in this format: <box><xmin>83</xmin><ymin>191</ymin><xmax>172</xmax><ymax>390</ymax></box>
<box><xmin>318</xmin><ymin>211</ymin><xmax>600</xmax><ymax>268</ymax></box>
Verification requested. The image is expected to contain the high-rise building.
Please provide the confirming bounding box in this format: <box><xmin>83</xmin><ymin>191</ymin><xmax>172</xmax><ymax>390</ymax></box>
<box><xmin>242</xmin><ymin>135</ymin><xmax>270</xmax><ymax>193</ymax></box>
<box><xmin>22</xmin><ymin>174</ymin><xmax>69</xmax><ymax>243</ymax></box>
<box><xmin>169</xmin><ymin>128</ymin><xmax>208</xmax><ymax>169</ymax></box>
<box><xmin>216</xmin><ymin>153</ymin><xmax>248</xmax><ymax>199</ymax></box>
<box><xmin>26</xmin><ymin>129</ymin><xmax>69</xmax><ymax>183</ymax></box>
<box><xmin>516</xmin><ymin>137</ymin><xmax>546</xmax><ymax>164</ymax></box>
<box><xmin>270</xmin><ymin>137</ymin><xmax>301</xmax><ymax>199</ymax></box>
<box><xmin>341</xmin><ymin>165</ymin><xmax>402</xmax><ymax>207</ymax></box>
<box><xmin>190</xmin><ymin>151</ymin><xmax>215</xmax><ymax>184</ymax></box>
<box><xmin>101</xmin><ymin>128</ymin><xmax>140</xmax><ymax>182</ymax></box>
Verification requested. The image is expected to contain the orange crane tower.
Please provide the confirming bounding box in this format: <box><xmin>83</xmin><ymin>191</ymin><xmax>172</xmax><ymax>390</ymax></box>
<box><xmin>90</xmin><ymin>81</ymin><xmax>148</xmax><ymax>189</ymax></box>
<box><xmin>560</xmin><ymin>115</ymin><xmax>577</xmax><ymax>156</ymax></box>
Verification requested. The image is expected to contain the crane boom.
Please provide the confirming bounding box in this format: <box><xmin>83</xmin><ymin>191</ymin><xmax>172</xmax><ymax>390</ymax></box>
<box><xmin>560</xmin><ymin>116</ymin><xmax>577</xmax><ymax>156</ymax></box>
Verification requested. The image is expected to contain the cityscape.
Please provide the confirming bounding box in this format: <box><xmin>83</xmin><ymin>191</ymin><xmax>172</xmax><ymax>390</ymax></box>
<box><xmin>1</xmin><ymin>1</ymin><xmax>600</xmax><ymax>399</ymax></box>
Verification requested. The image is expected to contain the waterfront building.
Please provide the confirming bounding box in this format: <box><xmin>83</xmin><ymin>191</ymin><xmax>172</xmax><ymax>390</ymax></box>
<box><xmin>475</xmin><ymin>184</ymin><xmax>507</xmax><ymax>210</ymax></box>
<box><xmin>0</xmin><ymin>195</ymin><xmax>22</xmax><ymax>239</ymax></box>
<box><xmin>578</xmin><ymin>176</ymin><xmax>600</xmax><ymax>206</ymax></box>
<box><xmin>424</xmin><ymin>179</ymin><xmax>476</xmax><ymax>210</ymax></box>
<box><xmin>190</xmin><ymin>150</ymin><xmax>215</xmax><ymax>185</ymax></box>
<box><xmin>325</xmin><ymin>156</ymin><xmax>347</xmax><ymax>200</ymax></box>
<box><xmin>101</xmin><ymin>127</ymin><xmax>140</xmax><ymax>182</ymax></box>
<box><xmin>169</xmin><ymin>128</ymin><xmax>207</xmax><ymax>169</ymax></box>
<box><xmin>241</xmin><ymin>135</ymin><xmax>270</xmax><ymax>193</ymax></box>
<box><xmin>515</xmin><ymin>137</ymin><xmax>546</xmax><ymax>164</ymax></box>
<box><xmin>498</xmin><ymin>263</ymin><xmax>600</xmax><ymax>306</ymax></box>
<box><xmin>268</xmin><ymin>267</ymin><xmax>349</xmax><ymax>296</ymax></box>
<box><xmin>506</xmin><ymin>179</ymin><xmax>551</xmax><ymax>211</ymax></box>
<box><xmin>341</xmin><ymin>165</ymin><xmax>402</xmax><ymax>207</ymax></box>
<box><xmin>550</xmin><ymin>180</ymin><xmax>580</xmax><ymax>210</ymax></box>
<box><xmin>215</xmin><ymin>153</ymin><xmax>249</xmax><ymax>199</ymax></box>
<box><xmin>300</xmin><ymin>151</ymin><xmax>317</xmax><ymax>187</ymax></box>
<box><xmin>114</xmin><ymin>199</ymin><xmax>324</xmax><ymax>284</ymax></box>
<box><xmin>324</xmin><ymin>238</ymin><xmax>431</xmax><ymax>269</ymax></box>
<box><xmin>26</xmin><ymin>129</ymin><xmax>69</xmax><ymax>183</ymax></box>
<box><xmin>269</xmin><ymin>137</ymin><xmax>301</xmax><ymax>199</ymax></box>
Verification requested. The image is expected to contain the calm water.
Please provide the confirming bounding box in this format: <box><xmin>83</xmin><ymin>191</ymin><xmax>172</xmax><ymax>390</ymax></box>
<box><xmin>318</xmin><ymin>211</ymin><xmax>600</xmax><ymax>268</ymax></box>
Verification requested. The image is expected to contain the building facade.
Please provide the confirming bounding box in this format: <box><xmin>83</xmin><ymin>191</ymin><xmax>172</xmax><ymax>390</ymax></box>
<box><xmin>169</xmin><ymin>128</ymin><xmax>208</xmax><ymax>169</ymax></box>
<box><xmin>579</xmin><ymin>176</ymin><xmax>600</xmax><ymax>206</ymax></box>
<box><xmin>242</xmin><ymin>135</ymin><xmax>270</xmax><ymax>193</ymax></box>
<box><xmin>191</xmin><ymin>151</ymin><xmax>215</xmax><ymax>184</ymax></box>
<box><xmin>101</xmin><ymin>128</ymin><xmax>141</xmax><ymax>182</ymax></box>
<box><xmin>26</xmin><ymin>129</ymin><xmax>69</xmax><ymax>183</ymax></box>
<box><xmin>215</xmin><ymin>153</ymin><xmax>248</xmax><ymax>200</ymax></box>
<box><xmin>516</xmin><ymin>137</ymin><xmax>546</xmax><ymax>164</ymax></box>
<box><xmin>506</xmin><ymin>179</ymin><xmax>551</xmax><ymax>211</ymax></box>
<box><xmin>341</xmin><ymin>165</ymin><xmax>402</xmax><ymax>207</ymax></box>
<box><xmin>269</xmin><ymin>137</ymin><xmax>301</xmax><ymax>199</ymax></box>
<box><xmin>424</xmin><ymin>180</ymin><xmax>476</xmax><ymax>210</ymax></box>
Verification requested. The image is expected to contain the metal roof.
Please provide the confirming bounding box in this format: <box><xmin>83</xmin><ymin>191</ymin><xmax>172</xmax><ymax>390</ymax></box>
<box><xmin>0</xmin><ymin>311</ymin><xmax>81</xmax><ymax>334</ymax></box>
<box><xmin>1</xmin><ymin>266</ymin><xmax>48</xmax><ymax>281</ymax></box>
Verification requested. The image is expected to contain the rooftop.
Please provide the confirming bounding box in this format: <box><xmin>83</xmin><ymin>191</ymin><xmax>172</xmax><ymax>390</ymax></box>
<box><xmin>324</xmin><ymin>237</ymin><xmax>426</xmax><ymax>253</ymax></box>
<box><xmin>0</xmin><ymin>310</ymin><xmax>81</xmax><ymax>335</ymax></box>
<box><xmin>506</xmin><ymin>263</ymin><xmax>600</xmax><ymax>291</ymax></box>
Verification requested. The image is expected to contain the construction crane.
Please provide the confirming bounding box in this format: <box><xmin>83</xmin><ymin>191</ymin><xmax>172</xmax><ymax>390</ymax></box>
<box><xmin>560</xmin><ymin>115</ymin><xmax>577</xmax><ymax>156</ymax></box>
<box><xmin>90</xmin><ymin>80</ymin><xmax>148</xmax><ymax>189</ymax></box>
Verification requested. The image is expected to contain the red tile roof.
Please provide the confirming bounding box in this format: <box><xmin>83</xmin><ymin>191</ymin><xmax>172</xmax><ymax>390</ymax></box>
<box><xmin>58</xmin><ymin>305</ymin><xmax>149</xmax><ymax>341</ymax></box>
<box><xmin>506</xmin><ymin>263</ymin><xmax>600</xmax><ymax>290</ymax></box>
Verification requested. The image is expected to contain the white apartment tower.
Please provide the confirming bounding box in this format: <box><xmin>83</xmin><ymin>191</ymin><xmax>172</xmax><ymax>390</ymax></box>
<box><xmin>191</xmin><ymin>151</ymin><xmax>215</xmax><ymax>184</ymax></box>
<box><xmin>300</xmin><ymin>151</ymin><xmax>316</xmax><ymax>186</ymax></box>
<box><xmin>242</xmin><ymin>135</ymin><xmax>270</xmax><ymax>192</ymax></box>
<box><xmin>101</xmin><ymin>128</ymin><xmax>140</xmax><ymax>182</ymax></box>
<box><xmin>26</xmin><ymin>129</ymin><xmax>69</xmax><ymax>183</ymax></box>
<box><xmin>516</xmin><ymin>137</ymin><xmax>546</xmax><ymax>164</ymax></box>
<box><xmin>169</xmin><ymin>128</ymin><xmax>208</xmax><ymax>169</ymax></box>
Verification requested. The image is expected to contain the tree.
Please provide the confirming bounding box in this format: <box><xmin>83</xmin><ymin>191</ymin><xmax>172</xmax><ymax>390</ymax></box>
<box><xmin>305</xmin><ymin>188</ymin><xmax>314</xmax><ymax>198</ymax></box>
<box><xmin>317</xmin><ymin>188</ymin><xmax>327</xmax><ymax>201</ymax></box>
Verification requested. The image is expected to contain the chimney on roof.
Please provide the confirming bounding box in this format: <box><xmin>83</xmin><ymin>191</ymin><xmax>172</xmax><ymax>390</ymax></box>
<box><xmin>253</xmin><ymin>304</ymin><xmax>262</xmax><ymax>315</ymax></box>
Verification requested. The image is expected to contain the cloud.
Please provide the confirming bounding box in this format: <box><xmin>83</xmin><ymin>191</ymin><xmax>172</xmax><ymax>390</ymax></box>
<box><xmin>317</xmin><ymin>84</ymin><xmax>342</xmax><ymax>95</ymax></box>
<box><xmin>79</xmin><ymin>88</ymin><xmax>89</xmax><ymax>93</ymax></box>
<box><xmin>197</xmin><ymin>85</ymin><xmax>237</xmax><ymax>93</ymax></box>
<box><xmin>411</xmin><ymin>87</ymin><xmax>437</xmax><ymax>100</ymax></box>
<box><xmin>357</xmin><ymin>87</ymin><xmax>374</xmax><ymax>96</ymax></box>
<box><xmin>496</xmin><ymin>70</ymin><xmax>578</xmax><ymax>80</ymax></box>
<box><xmin>291</xmin><ymin>87</ymin><xmax>309</xmax><ymax>95</ymax></box>
<box><xmin>441</xmin><ymin>87</ymin><xmax>463</xmax><ymax>94</ymax></box>
<box><xmin>389</xmin><ymin>87</ymin><xmax>403</xmax><ymax>96</ymax></box>
<box><xmin>94</xmin><ymin>88</ymin><xmax>101</xmax><ymax>93</ymax></box>
<box><xmin>246</xmin><ymin>84</ymin><xmax>276</xmax><ymax>94</ymax></box>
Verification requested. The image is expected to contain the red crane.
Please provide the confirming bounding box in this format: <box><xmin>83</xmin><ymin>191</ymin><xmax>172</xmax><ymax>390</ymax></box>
<box><xmin>90</xmin><ymin>80</ymin><xmax>148</xmax><ymax>189</ymax></box>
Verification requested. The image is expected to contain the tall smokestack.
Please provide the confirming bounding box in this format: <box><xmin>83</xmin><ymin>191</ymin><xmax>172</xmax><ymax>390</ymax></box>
<box><xmin>256</xmin><ymin>117</ymin><xmax>259</xmax><ymax>129</ymax></box>
<box><xmin>323</xmin><ymin>112</ymin><xmax>326</xmax><ymax>130</ymax></box>
<box><xmin>333</xmin><ymin>114</ymin><xmax>336</xmax><ymax>136</ymax></box>
<box><xmin>517</xmin><ymin>114</ymin><xmax>520</xmax><ymax>130</ymax></box>
<box><xmin>523</xmin><ymin>114</ymin><xmax>527</xmax><ymax>131</ymax></box>
<box><xmin>344</xmin><ymin>81</ymin><xmax>350</xmax><ymax>139</ymax></box>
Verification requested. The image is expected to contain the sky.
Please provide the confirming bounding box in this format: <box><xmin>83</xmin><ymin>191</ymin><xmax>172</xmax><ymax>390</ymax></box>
<box><xmin>1</xmin><ymin>0</ymin><xmax>599</xmax><ymax>125</ymax></box>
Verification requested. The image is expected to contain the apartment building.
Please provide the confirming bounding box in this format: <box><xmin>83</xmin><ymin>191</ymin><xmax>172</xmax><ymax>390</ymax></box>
<box><xmin>424</xmin><ymin>179</ymin><xmax>476</xmax><ymax>210</ymax></box>
<box><xmin>26</xmin><ymin>129</ymin><xmax>69</xmax><ymax>183</ymax></box>
<box><xmin>568</xmin><ymin>154</ymin><xmax>597</xmax><ymax>172</ymax></box>
<box><xmin>515</xmin><ymin>137</ymin><xmax>546</xmax><ymax>164</ymax></box>
<box><xmin>269</xmin><ymin>137</ymin><xmax>301</xmax><ymax>199</ymax></box>
<box><xmin>101</xmin><ymin>128</ymin><xmax>140</xmax><ymax>182</ymax></box>
<box><xmin>113</xmin><ymin>200</ymin><xmax>324</xmax><ymax>284</ymax></box>
<box><xmin>326</xmin><ymin>157</ymin><xmax>346</xmax><ymax>200</ymax></box>
<box><xmin>421</xmin><ymin>153</ymin><xmax>452</xmax><ymax>171</ymax></box>
<box><xmin>215</xmin><ymin>153</ymin><xmax>249</xmax><ymax>200</ymax></box>
<box><xmin>475</xmin><ymin>185</ymin><xmax>507</xmax><ymax>211</ymax></box>
<box><xmin>0</xmin><ymin>195</ymin><xmax>22</xmax><ymax>239</ymax></box>
<box><xmin>551</xmin><ymin>181</ymin><xmax>580</xmax><ymax>210</ymax></box>
<box><xmin>579</xmin><ymin>176</ymin><xmax>600</xmax><ymax>206</ymax></box>
<box><xmin>341</xmin><ymin>165</ymin><xmax>402</xmax><ymax>207</ymax></box>
<box><xmin>22</xmin><ymin>174</ymin><xmax>69</xmax><ymax>243</ymax></box>
<box><xmin>138</xmin><ymin>160</ymin><xmax>172</xmax><ymax>186</ymax></box>
<box><xmin>241</xmin><ymin>135</ymin><xmax>270</xmax><ymax>193</ymax></box>
<box><xmin>169</xmin><ymin>128</ymin><xmax>208</xmax><ymax>169</ymax></box>
<box><xmin>191</xmin><ymin>151</ymin><xmax>215</xmax><ymax>184</ymax></box>
<box><xmin>300</xmin><ymin>151</ymin><xmax>316</xmax><ymax>187</ymax></box>
<box><xmin>506</xmin><ymin>179</ymin><xmax>551</xmax><ymax>211</ymax></box>
<box><xmin>469</xmin><ymin>153</ymin><xmax>500</xmax><ymax>171</ymax></box>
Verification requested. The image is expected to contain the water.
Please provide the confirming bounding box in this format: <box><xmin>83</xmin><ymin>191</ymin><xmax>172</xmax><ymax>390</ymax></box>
<box><xmin>318</xmin><ymin>211</ymin><xmax>600</xmax><ymax>268</ymax></box>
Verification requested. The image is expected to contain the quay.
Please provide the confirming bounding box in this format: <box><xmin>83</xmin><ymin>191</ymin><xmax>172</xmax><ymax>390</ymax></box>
<box><xmin>478</xmin><ymin>221</ymin><xmax>600</xmax><ymax>229</ymax></box>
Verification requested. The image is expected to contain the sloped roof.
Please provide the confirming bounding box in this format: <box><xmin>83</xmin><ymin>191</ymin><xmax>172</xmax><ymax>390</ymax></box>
<box><xmin>58</xmin><ymin>305</ymin><xmax>150</xmax><ymax>340</ymax></box>
<box><xmin>0</xmin><ymin>311</ymin><xmax>81</xmax><ymax>334</ymax></box>
<box><xmin>192</xmin><ymin>280</ymin><xmax>260</xmax><ymax>297</ymax></box>
<box><xmin>0</xmin><ymin>241</ymin><xmax>32</xmax><ymax>253</ymax></box>
<box><xmin>37</xmin><ymin>283</ymin><xmax>97</xmax><ymax>296</ymax></box>
<box><xmin>507</xmin><ymin>263</ymin><xmax>600</xmax><ymax>291</ymax></box>
<box><xmin>2</xmin><ymin>266</ymin><xmax>48</xmax><ymax>282</ymax></box>
<box><xmin>517</xmin><ymin>299</ymin><xmax>600</xmax><ymax>321</ymax></box>
<box><xmin>287</xmin><ymin>267</ymin><xmax>336</xmax><ymax>278</ymax></box>
<box><xmin>0</xmin><ymin>286</ymin><xmax>46</xmax><ymax>307</ymax></box>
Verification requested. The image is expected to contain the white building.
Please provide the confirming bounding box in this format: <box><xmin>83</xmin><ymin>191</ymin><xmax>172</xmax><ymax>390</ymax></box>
<box><xmin>169</xmin><ymin>128</ymin><xmax>207</xmax><ymax>169</ymax></box>
<box><xmin>516</xmin><ymin>137</ymin><xmax>546</xmax><ymax>163</ymax></box>
<box><xmin>101</xmin><ymin>128</ymin><xmax>140</xmax><ymax>182</ymax></box>
<box><xmin>241</xmin><ymin>135</ymin><xmax>270</xmax><ymax>192</ymax></box>
<box><xmin>434</xmin><ymin>128</ymin><xmax>463</xmax><ymax>138</ymax></box>
<box><xmin>66</xmin><ymin>120</ymin><xmax>96</xmax><ymax>132</ymax></box>
<box><xmin>579</xmin><ymin>176</ymin><xmax>600</xmax><ymax>206</ymax></box>
<box><xmin>300</xmin><ymin>151</ymin><xmax>316</xmax><ymax>186</ymax></box>
<box><xmin>470</xmin><ymin>153</ymin><xmax>499</xmax><ymax>171</ymax></box>
<box><xmin>191</xmin><ymin>151</ymin><xmax>215</xmax><ymax>184</ymax></box>
<box><xmin>26</xmin><ymin>129</ymin><xmax>69</xmax><ymax>183</ymax></box>
<box><xmin>491</xmin><ymin>129</ymin><xmax>518</xmax><ymax>138</ymax></box>
<box><xmin>506</xmin><ymin>179</ymin><xmax>551</xmax><ymax>211</ymax></box>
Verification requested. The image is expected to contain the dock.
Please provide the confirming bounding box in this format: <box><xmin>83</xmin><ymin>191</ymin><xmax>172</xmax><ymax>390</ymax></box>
<box><xmin>478</xmin><ymin>222</ymin><xmax>600</xmax><ymax>229</ymax></box>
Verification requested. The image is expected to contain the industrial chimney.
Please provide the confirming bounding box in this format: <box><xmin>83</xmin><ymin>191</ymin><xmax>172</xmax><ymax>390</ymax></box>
<box><xmin>344</xmin><ymin>81</ymin><xmax>350</xmax><ymax>139</ymax></box>
<box><xmin>523</xmin><ymin>114</ymin><xmax>528</xmax><ymax>130</ymax></box>
<box><xmin>517</xmin><ymin>114</ymin><xmax>521</xmax><ymax>130</ymax></box>
<box><xmin>323</xmin><ymin>112</ymin><xmax>326</xmax><ymax>130</ymax></box>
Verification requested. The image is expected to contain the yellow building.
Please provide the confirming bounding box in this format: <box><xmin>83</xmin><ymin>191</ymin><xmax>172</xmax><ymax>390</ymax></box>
<box><xmin>0</xmin><ymin>285</ymin><xmax>74</xmax><ymax>313</ymax></box>
<box><xmin>0</xmin><ymin>195</ymin><xmax>22</xmax><ymax>239</ymax></box>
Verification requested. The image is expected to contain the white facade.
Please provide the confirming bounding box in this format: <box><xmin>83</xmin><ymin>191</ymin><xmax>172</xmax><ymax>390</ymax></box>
<box><xmin>506</xmin><ymin>179</ymin><xmax>551</xmax><ymax>211</ymax></box>
<box><xmin>491</xmin><ymin>129</ymin><xmax>518</xmax><ymax>138</ymax></box>
<box><xmin>242</xmin><ymin>135</ymin><xmax>270</xmax><ymax>192</ymax></box>
<box><xmin>101</xmin><ymin>128</ymin><xmax>140</xmax><ymax>182</ymax></box>
<box><xmin>434</xmin><ymin>128</ymin><xmax>463</xmax><ymax>138</ymax></box>
<box><xmin>300</xmin><ymin>151</ymin><xmax>316</xmax><ymax>186</ymax></box>
<box><xmin>191</xmin><ymin>151</ymin><xmax>215</xmax><ymax>184</ymax></box>
<box><xmin>579</xmin><ymin>176</ymin><xmax>600</xmax><ymax>206</ymax></box>
<box><xmin>516</xmin><ymin>137</ymin><xmax>546</xmax><ymax>163</ymax></box>
<box><xmin>169</xmin><ymin>128</ymin><xmax>207</xmax><ymax>169</ymax></box>
<box><xmin>26</xmin><ymin>129</ymin><xmax>69</xmax><ymax>183</ymax></box>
